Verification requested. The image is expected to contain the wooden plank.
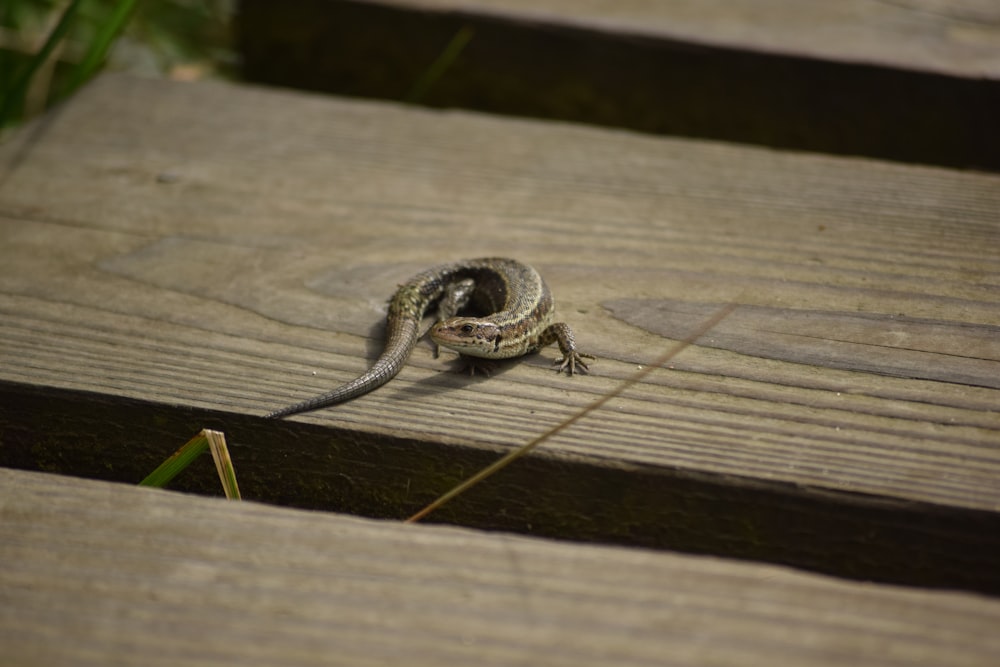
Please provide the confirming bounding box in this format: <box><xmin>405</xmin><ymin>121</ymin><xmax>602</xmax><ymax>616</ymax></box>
<box><xmin>428</xmin><ymin>0</ymin><xmax>1000</xmax><ymax>75</ymax></box>
<box><xmin>1</xmin><ymin>74</ymin><xmax>999</xmax><ymax>593</ymax></box>
<box><xmin>3</xmin><ymin>467</ymin><xmax>999</xmax><ymax>667</ymax></box>
<box><xmin>238</xmin><ymin>0</ymin><xmax>1000</xmax><ymax>168</ymax></box>
<box><xmin>336</xmin><ymin>0</ymin><xmax>1000</xmax><ymax>77</ymax></box>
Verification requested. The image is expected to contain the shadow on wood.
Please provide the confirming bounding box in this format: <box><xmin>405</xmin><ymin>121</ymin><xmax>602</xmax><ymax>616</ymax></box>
<box><xmin>240</xmin><ymin>0</ymin><xmax>1000</xmax><ymax>170</ymax></box>
<box><xmin>3</xmin><ymin>380</ymin><xmax>998</xmax><ymax>596</ymax></box>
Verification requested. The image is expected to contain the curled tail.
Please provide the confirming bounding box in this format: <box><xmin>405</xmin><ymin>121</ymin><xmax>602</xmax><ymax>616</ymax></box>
<box><xmin>265</xmin><ymin>317</ymin><xmax>420</xmax><ymax>419</ymax></box>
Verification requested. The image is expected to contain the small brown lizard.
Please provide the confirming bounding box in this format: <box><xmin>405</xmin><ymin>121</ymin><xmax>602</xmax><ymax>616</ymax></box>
<box><xmin>266</xmin><ymin>258</ymin><xmax>592</xmax><ymax>419</ymax></box>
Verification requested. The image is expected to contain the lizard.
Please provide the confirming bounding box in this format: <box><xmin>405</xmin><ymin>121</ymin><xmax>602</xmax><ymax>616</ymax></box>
<box><xmin>265</xmin><ymin>257</ymin><xmax>593</xmax><ymax>419</ymax></box>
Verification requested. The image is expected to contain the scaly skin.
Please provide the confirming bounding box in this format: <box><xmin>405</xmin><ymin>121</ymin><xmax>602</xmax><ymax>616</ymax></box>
<box><xmin>266</xmin><ymin>258</ymin><xmax>592</xmax><ymax>419</ymax></box>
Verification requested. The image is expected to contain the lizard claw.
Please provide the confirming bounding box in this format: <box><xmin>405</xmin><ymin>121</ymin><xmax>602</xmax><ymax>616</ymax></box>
<box><xmin>553</xmin><ymin>351</ymin><xmax>594</xmax><ymax>376</ymax></box>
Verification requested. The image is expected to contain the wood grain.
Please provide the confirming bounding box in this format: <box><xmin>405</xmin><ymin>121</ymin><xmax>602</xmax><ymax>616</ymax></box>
<box><xmin>371</xmin><ymin>0</ymin><xmax>1000</xmax><ymax>77</ymax></box>
<box><xmin>3</xmin><ymin>467</ymin><xmax>999</xmax><ymax>667</ymax></box>
<box><xmin>239</xmin><ymin>0</ymin><xmax>1000</xmax><ymax>168</ymax></box>
<box><xmin>0</xmin><ymin>74</ymin><xmax>998</xmax><ymax>590</ymax></box>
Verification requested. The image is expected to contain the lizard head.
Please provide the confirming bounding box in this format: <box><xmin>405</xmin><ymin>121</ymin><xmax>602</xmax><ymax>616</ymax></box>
<box><xmin>430</xmin><ymin>318</ymin><xmax>504</xmax><ymax>359</ymax></box>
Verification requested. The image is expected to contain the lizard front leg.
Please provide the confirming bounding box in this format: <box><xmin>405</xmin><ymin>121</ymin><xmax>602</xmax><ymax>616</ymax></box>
<box><xmin>539</xmin><ymin>322</ymin><xmax>594</xmax><ymax>375</ymax></box>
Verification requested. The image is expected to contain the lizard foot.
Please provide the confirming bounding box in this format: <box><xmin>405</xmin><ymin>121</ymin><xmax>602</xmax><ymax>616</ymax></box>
<box><xmin>553</xmin><ymin>351</ymin><xmax>594</xmax><ymax>376</ymax></box>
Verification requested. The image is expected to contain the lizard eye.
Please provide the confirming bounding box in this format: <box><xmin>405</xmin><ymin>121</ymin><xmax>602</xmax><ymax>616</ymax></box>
<box><xmin>460</xmin><ymin>323</ymin><xmax>475</xmax><ymax>334</ymax></box>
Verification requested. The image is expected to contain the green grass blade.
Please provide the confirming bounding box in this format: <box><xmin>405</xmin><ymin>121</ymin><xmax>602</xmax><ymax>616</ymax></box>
<box><xmin>0</xmin><ymin>0</ymin><xmax>84</xmax><ymax>127</ymax></box>
<box><xmin>404</xmin><ymin>26</ymin><xmax>474</xmax><ymax>104</ymax></box>
<box><xmin>65</xmin><ymin>0</ymin><xmax>140</xmax><ymax>93</ymax></box>
<box><xmin>139</xmin><ymin>431</ymin><xmax>210</xmax><ymax>488</ymax></box>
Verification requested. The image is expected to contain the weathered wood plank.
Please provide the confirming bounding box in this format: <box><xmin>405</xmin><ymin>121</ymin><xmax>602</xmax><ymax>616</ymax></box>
<box><xmin>239</xmin><ymin>0</ymin><xmax>1000</xmax><ymax>168</ymax></box>
<box><xmin>2</xmin><ymin>468</ymin><xmax>999</xmax><ymax>667</ymax></box>
<box><xmin>0</xmin><ymin>74</ymin><xmax>998</xmax><ymax>591</ymax></box>
<box><xmin>342</xmin><ymin>0</ymin><xmax>1000</xmax><ymax>77</ymax></box>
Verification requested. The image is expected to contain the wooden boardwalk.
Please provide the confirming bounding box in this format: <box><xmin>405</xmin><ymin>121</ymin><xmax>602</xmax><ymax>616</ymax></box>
<box><xmin>1</xmin><ymin>1</ymin><xmax>999</xmax><ymax>663</ymax></box>
<box><xmin>4</xmin><ymin>467</ymin><xmax>1000</xmax><ymax>666</ymax></box>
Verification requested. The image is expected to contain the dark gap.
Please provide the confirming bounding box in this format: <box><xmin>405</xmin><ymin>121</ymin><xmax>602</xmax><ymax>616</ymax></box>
<box><xmin>238</xmin><ymin>0</ymin><xmax>1000</xmax><ymax>171</ymax></box>
<box><xmin>3</xmin><ymin>380</ymin><xmax>998</xmax><ymax>597</ymax></box>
